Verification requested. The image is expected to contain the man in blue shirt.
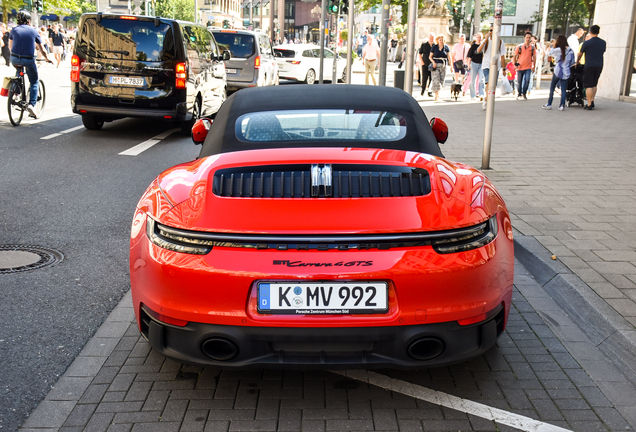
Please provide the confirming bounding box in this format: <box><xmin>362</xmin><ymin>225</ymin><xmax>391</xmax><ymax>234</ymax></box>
<box><xmin>8</xmin><ymin>10</ymin><xmax>52</xmax><ymax>116</ymax></box>
<box><xmin>576</xmin><ymin>24</ymin><xmax>606</xmax><ymax>110</ymax></box>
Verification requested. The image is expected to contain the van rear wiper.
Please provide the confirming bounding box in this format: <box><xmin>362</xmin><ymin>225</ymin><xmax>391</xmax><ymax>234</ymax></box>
<box><xmin>99</xmin><ymin>49</ymin><xmax>130</xmax><ymax>56</ymax></box>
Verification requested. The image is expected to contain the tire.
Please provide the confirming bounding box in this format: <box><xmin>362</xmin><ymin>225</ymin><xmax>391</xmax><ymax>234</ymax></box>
<box><xmin>339</xmin><ymin>66</ymin><xmax>347</xmax><ymax>83</ymax></box>
<box><xmin>181</xmin><ymin>97</ymin><xmax>201</xmax><ymax>135</ymax></box>
<box><xmin>7</xmin><ymin>81</ymin><xmax>24</xmax><ymax>126</ymax></box>
<box><xmin>82</xmin><ymin>114</ymin><xmax>104</xmax><ymax>130</ymax></box>
<box><xmin>305</xmin><ymin>69</ymin><xmax>316</xmax><ymax>85</ymax></box>
<box><xmin>29</xmin><ymin>80</ymin><xmax>46</xmax><ymax>119</ymax></box>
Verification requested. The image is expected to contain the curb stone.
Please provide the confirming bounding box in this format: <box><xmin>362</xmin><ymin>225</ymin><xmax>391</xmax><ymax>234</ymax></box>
<box><xmin>513</xmin><ymin>230</ymin><xmax>636</xmax><ymax>386</ymax></box>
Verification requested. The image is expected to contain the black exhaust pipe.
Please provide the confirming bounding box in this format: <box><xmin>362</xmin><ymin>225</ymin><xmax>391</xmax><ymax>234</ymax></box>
<box><xmin>407</xmin><ymin>337</ymin><xmax>444</xmax><ymax>360</ymax></box>
<box><xmin>201</xmin><ymin>338</ymin><xmax>238</xmax><ymax>361</ymax></box>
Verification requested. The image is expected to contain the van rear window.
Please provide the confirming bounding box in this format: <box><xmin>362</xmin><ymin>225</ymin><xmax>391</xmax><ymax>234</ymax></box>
<box><xmin>76</xmin><ymin>18</ymin><xmax>175</xmax><ymax>62</ymax></box>
<box><xmin>214</xmin><ymin>33</ymin><xmax>255</xmax><ymax>58</ymax></box>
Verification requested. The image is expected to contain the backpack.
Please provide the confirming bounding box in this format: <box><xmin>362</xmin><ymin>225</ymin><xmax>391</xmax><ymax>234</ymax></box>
<box><xmin>517</xmin><ymin>44</ymin><xmax>534</xmax><ymax>55</ymax></box>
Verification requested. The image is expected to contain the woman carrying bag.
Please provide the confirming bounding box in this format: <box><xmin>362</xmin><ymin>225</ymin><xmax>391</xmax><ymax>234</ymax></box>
<box><xmin>542</xmin><ymin>35</ymin><xmax>575</xmax><ymax>111</ymax></box>
<box><xmin>429</xmin><ymin>35</ymin><xmax>450</xmax><ymax>102</ymax></box>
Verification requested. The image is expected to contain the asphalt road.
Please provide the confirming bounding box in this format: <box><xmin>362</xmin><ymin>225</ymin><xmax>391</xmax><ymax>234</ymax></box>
<box><xmin>0</xmin><ymin>64</ymin><xmax>200</xmax><ymax>431</ymax></box>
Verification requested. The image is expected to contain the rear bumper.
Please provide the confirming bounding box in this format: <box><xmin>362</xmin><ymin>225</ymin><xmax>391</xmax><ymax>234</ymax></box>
<box><xmin>140</xmin><ymin>304</ymin><xmax>506</xmax><ymax>369</ymax></box>
<box><xmin>72</xmin><ymin>102</ymin><xmax>189</xmax><ymax>121</ymax></box>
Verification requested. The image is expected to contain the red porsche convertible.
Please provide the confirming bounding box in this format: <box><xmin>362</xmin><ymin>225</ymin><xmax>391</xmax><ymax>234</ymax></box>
<box><xmin>130</xmin><ymin>84</ymin><xmax>514</xmax><ymax>368</ymax></box>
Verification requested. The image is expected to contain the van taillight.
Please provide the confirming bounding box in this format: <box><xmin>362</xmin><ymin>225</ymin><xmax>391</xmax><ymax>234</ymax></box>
<box><xmin>175</xmin><ymin>62</ymin><xmax>187</xmax><ymax>89</ymax></box>
<box><xmin>254</xmin><ymin>55</ymin><xmax>261</xmax><ymax>69</ymax></box>
<box><xmin>70</xmin><ymin>55</ymin><xmax>83</xmax><ymax>82</ymax></box>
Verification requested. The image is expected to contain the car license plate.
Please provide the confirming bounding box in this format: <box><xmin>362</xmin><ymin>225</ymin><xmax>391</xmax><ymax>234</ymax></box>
<box><xmin>226</xmin><ymin>68</ymin><xmax>237</xmax><ymax>74</ymax></box>
<box><xmin>258</xmin><ymin>282</ymin><xmax>388</xmax><ymax>314</ymax></box>
<box><xmin>109</xmin><ymin>76</ymin><xmax>144</xmax><ymax>86</ymax></box>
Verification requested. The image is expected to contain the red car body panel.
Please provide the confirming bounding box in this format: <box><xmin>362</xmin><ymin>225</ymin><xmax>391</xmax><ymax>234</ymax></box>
<box><xmin>130</xmin><ymin>148</ymin><xmax>514</xmax><ymax>332</ymax></box>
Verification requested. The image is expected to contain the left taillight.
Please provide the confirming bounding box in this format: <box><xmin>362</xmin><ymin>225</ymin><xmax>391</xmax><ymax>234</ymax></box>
<box><xmin>175</xmin><ymin>62</ymin><xmax>187</xmax><ymax>89</ymax></box>
<box><xmin>254</xmin><ymin>55</ymin><xmax>261</xmax><ymax>69</ymax></box>
<box><xmin>70</xmin><ymin>55</ymin><xmax>83</xmax><ymax>82</ymax></box>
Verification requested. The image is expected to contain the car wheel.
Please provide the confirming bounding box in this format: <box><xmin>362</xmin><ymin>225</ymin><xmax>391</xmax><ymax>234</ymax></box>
<box><xmin>82</xmin><ymin>114</ymin><xmax>104</xmax><ymax>130</ymax></box>
<box><xmin>339</xmin><ymin>66</ymin><xmax>347</xmax><ymax>83</ymax></box>
<box><xmin>181</xmin><ymin>97</ymin><xmax>201</xmax><ymax>135</ymax></box>
<box><xmin>305</xmin><ymin>69</ymin><xmax>316</xmax><ymax>85</ymax></box>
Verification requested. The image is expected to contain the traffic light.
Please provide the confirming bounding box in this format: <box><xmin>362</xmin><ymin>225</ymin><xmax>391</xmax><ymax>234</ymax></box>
<box><xmin>34</xmin><ymin>0</ymin><xmax>43</xmax><ymax>13</ymax></box>
<box><xmin>339</xmin><ymin>0</ymin><xmax>348</xmax><ymax>15</ymax></box>
<box><xmin>326</xmin><ymin>0</ymin><xmax>339</xmax><ymax>15</ymax></box>
<box><xmin>222</xmin><ymin>19</ymin><xmax>230</xmax><ymax>28</ymax></box>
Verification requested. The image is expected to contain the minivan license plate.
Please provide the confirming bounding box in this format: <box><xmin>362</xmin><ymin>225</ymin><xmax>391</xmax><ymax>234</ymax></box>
<box><xmin>109</xmin><ymin>76</ymin><xmax>144</xmax><ymax>86</ymax></box>
<box><xmin>258</xmin><ymin>282</ymin><xmax>388</xmax><ymax>314</ymax></box>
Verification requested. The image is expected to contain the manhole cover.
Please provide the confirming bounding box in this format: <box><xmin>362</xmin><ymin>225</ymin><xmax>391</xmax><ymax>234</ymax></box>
<box><xmin>0</xmin><ymin>245</ymin><xmax>64</xmax><ymax>274</ymax></box>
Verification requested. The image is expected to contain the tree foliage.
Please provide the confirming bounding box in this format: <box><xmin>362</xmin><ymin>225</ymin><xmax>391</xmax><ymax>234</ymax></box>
<box><xmin>1</xmin><ymin>0</ymin><xmax>94</xmax><ymax>24</ymax></box>
<box><xmin>530</xmin><ymin>0</ymin><xmax>589</xmax><ymax>32</ymax></box>
<box><xmin>447</xmin><ymin>0</ymin><xmax>492</xmax><ymax>34</ymax></box>
<box><xmin>355</xmin><ymin>0</ymin><xmax>428</xmax><ymax>27</ymax></box>
<box><xmin>155</xmin><ymin>0</ymin><xmax>194</xmax><ymax>21</ymax></box>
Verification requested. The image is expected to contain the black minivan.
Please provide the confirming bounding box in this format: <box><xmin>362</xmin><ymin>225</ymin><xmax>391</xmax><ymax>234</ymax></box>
<box><xmin>71</xmin><ymin>13</ymin><xmax>230</xmax><ymax>132</ymax></box>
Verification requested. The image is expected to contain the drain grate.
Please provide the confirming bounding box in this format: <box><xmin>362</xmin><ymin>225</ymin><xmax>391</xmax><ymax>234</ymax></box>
<box><xmin>0</xmin><ymin>245</ymin><xmax>64</xmax><ymax>274</ymax></box>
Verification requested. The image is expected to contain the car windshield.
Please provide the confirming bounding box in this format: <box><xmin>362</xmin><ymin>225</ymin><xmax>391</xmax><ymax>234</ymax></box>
<box><xmin>76</xmin><ymin>18</ymin><xmax>175</xmax><ymax>62</ymax></box>
<box><xmin>235</xmin><ymin>110</ymin><xmax>407</xmax><ymax>143</ymax></box>
<box><xmin>214</xmin><ymin>32</ymin><xmax>255</xmax><ymax>58</ymax></box>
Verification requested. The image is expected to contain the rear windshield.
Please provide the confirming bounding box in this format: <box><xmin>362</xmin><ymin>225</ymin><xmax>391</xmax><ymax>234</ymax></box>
<box><xmin>214</xmin><ymin>32</ymin><xmax>255</xmax><ymax>58</ymax></box>
<box><xmin>273</xmin><ymin>48</ymin><xmax>296</xmax><ymax>58</ymax></box>
<box><xmin>236</xmin><ymin>110</ymin><xmax>407</xmax><ymax>143</ymax></box>
<box><xmin>76</xmin><ymin>18</ymin><xmax>175</xmax><ymax>62</ymax></box>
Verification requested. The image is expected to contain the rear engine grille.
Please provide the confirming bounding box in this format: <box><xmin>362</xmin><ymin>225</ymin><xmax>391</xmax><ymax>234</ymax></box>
<box><xmin>212</xmin><ymin>164</ymin><xmax>431</xmax><ymax>198</ymax></box>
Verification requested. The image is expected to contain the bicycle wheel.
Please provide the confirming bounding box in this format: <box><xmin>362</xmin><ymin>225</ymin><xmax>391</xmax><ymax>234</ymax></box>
<box><xmin>7</xmin><ymin>81</ymin><xmax>24</xmax><ymax>126</ymax></box>
<box><xmin>28</xmin><ymin>80</ymin><xmax>46</xmax><ymax>119</ymax></box>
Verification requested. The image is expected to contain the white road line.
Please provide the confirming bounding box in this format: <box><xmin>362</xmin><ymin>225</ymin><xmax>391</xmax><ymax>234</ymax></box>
<box><xmin>41</xmin><ymin>133</ymin><xmax>62</xmax><ymax>140</ymax></box>
<box><xmin>118</xmin><ymin>128</ymin><xmax>180</xmax><ymax>156</ymax></box>
<box><xmin>333</xmin><ymin>370</ymin><xmax>573</xmax><ymax>432</ymax></box>
<box><xmin>60</xmin><ymin>125</ymin><xmax>85</xmax><ymax>134</ymax></box>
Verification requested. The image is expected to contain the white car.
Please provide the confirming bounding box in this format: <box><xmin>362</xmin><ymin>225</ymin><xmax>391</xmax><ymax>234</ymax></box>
<box><xmin>274</xmin><ymin>44</ymin><xmax>347</xmax><ymax>85</ymax></box>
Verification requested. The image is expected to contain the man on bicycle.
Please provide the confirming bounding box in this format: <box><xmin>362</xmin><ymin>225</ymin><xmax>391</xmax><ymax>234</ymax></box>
<box><xmin>8</xmin><ymin>10</ymin><xmax>52</xmax><ymax>117</ymax></box>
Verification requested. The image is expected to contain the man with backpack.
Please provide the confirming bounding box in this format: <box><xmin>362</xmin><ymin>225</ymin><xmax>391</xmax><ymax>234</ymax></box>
<box><xmin>512</xmin><ymin>31</ymin><xmax>536</xmax><ymax>100</ymax></box>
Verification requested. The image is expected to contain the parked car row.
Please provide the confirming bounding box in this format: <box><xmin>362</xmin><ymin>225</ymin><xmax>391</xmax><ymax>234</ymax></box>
<box><xmin>70</xmin><ymin>13</ymin><xmax>347</xmax><ymax>131</ymax></box>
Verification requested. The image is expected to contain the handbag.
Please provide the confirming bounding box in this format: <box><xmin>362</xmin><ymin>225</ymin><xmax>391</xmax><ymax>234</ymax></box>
<box><xmin>428</xmin><ymin>63</ymin><xmax>435</xmax><ymax>71</ymax></box>
<box><xmin>453</xmin><ymin>59</ymin><xmax>464</xmax><ymax>70</ymax></box>
<box><xmin>500</xmin><ymin>77</ymin><xmax>513</xmax><ymax>96</ymax></box>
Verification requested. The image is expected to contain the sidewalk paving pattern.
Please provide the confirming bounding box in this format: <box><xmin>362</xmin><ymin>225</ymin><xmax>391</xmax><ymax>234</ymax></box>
<box><xmin>13</xmin><ymin>73</ymin><xmax>636</xmax><ymax>431</ymax></box>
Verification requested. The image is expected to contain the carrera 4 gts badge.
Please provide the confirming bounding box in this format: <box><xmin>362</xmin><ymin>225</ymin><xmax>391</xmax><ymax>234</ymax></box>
<box><xmin>273</xmin><ymin>260</ymin><xmax>373</xmax><ymax>267</ymax></box>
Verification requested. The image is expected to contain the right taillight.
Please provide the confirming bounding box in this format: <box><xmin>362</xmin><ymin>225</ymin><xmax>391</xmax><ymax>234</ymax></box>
<box><xmin>175</xmin><ymin>62</ymin><xmax>187</xmax><ymax>89</ymax></box>
<box><xmin>70</xmin><ymin>55</ymin><xmax>83</xmax><ymax>82</ymax></box>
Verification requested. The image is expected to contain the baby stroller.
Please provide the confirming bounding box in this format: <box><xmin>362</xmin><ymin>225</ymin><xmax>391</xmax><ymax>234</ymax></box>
<box><xmin>566</xmin><ymin>64</ymin><xmax>585</xmax><ymax>107</ymax></box>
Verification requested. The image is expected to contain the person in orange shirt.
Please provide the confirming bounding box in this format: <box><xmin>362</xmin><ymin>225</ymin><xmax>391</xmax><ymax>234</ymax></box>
<box><xmin>512</xmin><ymin>31</ymin><xmax>536</xmax><ymax>100</ymax></box>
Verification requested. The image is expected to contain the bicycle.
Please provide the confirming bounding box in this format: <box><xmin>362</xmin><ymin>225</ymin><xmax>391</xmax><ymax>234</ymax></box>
<box><xmin>7</xmin><ymin>61</ymin><xmax>47</xmax><ymax>126</ymax></box>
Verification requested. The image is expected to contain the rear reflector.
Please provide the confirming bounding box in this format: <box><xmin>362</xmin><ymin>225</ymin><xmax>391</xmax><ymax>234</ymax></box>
<box><xmin>164</xmin><ymin>115</ymin><xmax>172</xmax><ymax>119</ymax></box>
<box><xmin>144</xmin><ymin>305</ymin><xmax>189</xmax><ymax>327</ymax></box>
<box><xmin>457</xmin><ymin>313</ymin><xmax>487</xmax><ymax>326</ymax></box>
<box><xmin>254</xmin><ymin>55</ymin><xmax>261</xmax><ymax>69</ymax></box>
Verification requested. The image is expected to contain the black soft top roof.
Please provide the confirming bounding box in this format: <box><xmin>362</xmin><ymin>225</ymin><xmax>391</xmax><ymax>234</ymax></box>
<box><xmin>198</xmin><ymin>84</ymin><xmax>444</xmax><ymax>158</ymax></box>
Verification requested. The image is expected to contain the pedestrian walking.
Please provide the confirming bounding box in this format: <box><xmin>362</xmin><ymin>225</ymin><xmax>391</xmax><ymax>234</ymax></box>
<box><xmin>466</xmin><ymin>32</ymin><xmax>484</xmax><ymax>100</ymax></box>
<box><xmin>1</xmin><ymin>23</ymin><xmax>11</xmax><ymax>66</ymax></box>
<box><xmin>568</xmin><ymin>28</ymin><xmax>585</xmax><ymax>53</ymax></box>
<box><xmin>512</xmin><ymin>31</ymin><xmax>536</xmax><ymax>100</ymax></box>
<box><xmin>429</xmin><ymin>34</ymin><xmax>450</xmax><ymax>101</ymax></box>
<box><xmin>577</xmin><ymin>25</ymin><xmax>605</xmax><ymax>110</ymax></box>
<box><xmin>418</xmin><ymin>32</ymin><xmax>435</xmax><ymax>96</ymax></box>
<box><xmin>389</xmin><ymin>34</ymin><xmax>398</xmax><ymax>62</ymax></box>
<box><xmin>477</xmin><ymin>24</ymin><xmax>506</xmax><ymax>110</ymax></box>
<box><xmin>450</xmin><ymin>33</ymin><xmax>470</xmax><ymax>85</ymax></box>
<box><xmin>542</xmin><ymin>35</ymin><xmax>575</xmax><ymax>111</ymax></box>
<box><xmin>49</xmin><ymin>24</ymin><xmax>65</xmax><ymax>67</ymax></box>
<box><xmin>362</xmin><ymin>34</ymin><xmax>380</xmax><ymax>85</ymax></box>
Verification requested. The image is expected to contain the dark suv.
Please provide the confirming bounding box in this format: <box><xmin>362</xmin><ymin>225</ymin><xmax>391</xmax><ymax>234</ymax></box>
<box><xmin>71</xmin><ymin>13</ymin><xmax>230</xmax><ymax>132</ymax></box>
<box><xmin>210</xmin><ymin>29</ymin><xmax>278</xmax><ymax>92</ymax></box>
